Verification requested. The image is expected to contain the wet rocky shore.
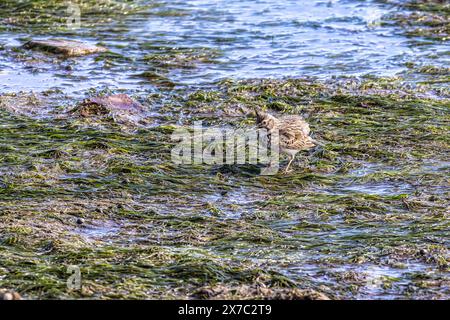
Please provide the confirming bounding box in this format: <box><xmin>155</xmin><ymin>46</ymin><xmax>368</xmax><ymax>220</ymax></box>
<box><xmin>0</xmin><ymin>0</ymin><xmax>448</xmax><ymax>299</ymax></box>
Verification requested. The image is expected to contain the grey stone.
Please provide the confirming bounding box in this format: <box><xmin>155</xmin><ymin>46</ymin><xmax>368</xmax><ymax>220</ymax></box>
<box><xmin>24</xmin><ymin>39</ymin><xmax>107</xmax><ymax>57</ymax></box>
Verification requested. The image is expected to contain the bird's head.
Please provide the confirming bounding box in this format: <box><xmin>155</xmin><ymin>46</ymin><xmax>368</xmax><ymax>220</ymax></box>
<box><xmin>255</xmin><ymin>108</ymin><xmax>277</xmax><ymax>130</ymax></box>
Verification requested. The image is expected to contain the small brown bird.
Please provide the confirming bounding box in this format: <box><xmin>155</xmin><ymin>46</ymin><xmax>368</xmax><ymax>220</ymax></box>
<box><xmin>255</xmin><ymin>109</ymin><xmax>316</xmax><ymax>173</ymax></box>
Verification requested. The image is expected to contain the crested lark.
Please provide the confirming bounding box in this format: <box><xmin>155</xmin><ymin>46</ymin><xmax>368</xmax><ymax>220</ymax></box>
<box><xmin>255</xmin><ymin>109</ymin><xmax>316</xmax><ymax>173</ymax></box>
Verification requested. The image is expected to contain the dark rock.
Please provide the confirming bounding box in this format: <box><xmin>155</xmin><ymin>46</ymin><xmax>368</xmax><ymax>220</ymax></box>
<box><xmin>23</xmin><ymin>39</ymin><xmax>107</xmax><ymax>57</ymax></box>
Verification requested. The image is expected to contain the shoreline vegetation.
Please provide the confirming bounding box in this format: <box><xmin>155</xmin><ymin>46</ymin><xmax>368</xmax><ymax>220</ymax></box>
<box><xmin>0</xmin><ymin>0</ymin><xmax>449</xmax><ymax>300</ymax></box>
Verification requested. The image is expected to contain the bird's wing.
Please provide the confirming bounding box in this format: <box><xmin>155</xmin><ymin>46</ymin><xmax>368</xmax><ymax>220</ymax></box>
<box><xmin>279</xmin><ymin>123</ymin><xmax>315</xmax><ymax>150</ymax></box>
<box><xmin>280</xmin><ymin>116</ymin><xmax>310</xmax><ymax>135</ymax></box>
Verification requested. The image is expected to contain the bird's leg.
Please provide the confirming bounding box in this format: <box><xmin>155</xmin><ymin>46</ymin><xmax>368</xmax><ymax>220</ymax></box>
<box><xmin>261</xmin><ymin>158</ymin><xmax>279</xmax><ymax>175</ymax></box>
<box><xmin>284</xmin><ymin>154</ymin><xmax>295</xmax><ymax>174</ymax></box>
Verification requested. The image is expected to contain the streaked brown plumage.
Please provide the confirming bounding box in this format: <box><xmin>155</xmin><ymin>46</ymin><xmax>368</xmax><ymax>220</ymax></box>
<box><xmin>255</xmin><ymin>109</ymin><xmax>315</xmax><ymax>173</ymax></box>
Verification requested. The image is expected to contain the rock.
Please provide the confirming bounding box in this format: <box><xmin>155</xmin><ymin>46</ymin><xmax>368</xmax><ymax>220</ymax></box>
<box><xmin>76</xmin><ymin>218</ymin><xmax>84</xmax><ymax>225</ymax></box>
<box><xmin>23</xmin><ymin>39</ymin><xmax>107</xmax><ymax>57</ymax></box>
<box><xmin>0</xmin><ymin>289</ymin><xmax>22</xmax><ymax>300</ymax></box>
<box><xmin>74</xmin><ymin>94</ymin><xmax>145</xmax><ymax>118</ymax></box>
<box><xmin>0</xmin><ymin>92</ymin><xmax>46</xmax><ymax>115</ymax></box>
<box><xmin>0</xmin><ymin>91</ymin><xmax>67</xmax><ymax>118</ymax></box>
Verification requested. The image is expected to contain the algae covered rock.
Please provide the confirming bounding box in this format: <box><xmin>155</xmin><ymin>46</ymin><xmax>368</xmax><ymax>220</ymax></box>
<box><xmin>76</xmin><ymin>94</ymin><xmax>144</xmax><ymax>116</ymax></box>
<box><xmin>23</xmin><ymin>39</ymin><xmax>107</xmax><ymax>57</ymax></box>
<box><xmin>73</xmin><ymin>94</ymin><xmax>148</xmax><ymax>125</ymax></box>
<box><xmin>0</xmin><ymin>92</ymin><xmax>47</xmax><ymax>115</ymax></box>
<box><xmin>0</xmin><ymin>91</ymin><xmax>69</xmax><ymax>118</ymax></box>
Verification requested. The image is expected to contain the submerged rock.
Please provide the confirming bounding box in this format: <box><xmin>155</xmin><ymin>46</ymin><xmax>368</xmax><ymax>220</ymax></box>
<box><xmin>0</xmin><ymin>91</ymin><xmax>69</xmax><ymax>118</ymax></box>
<box><xmin>23</xmin><ymin>39</ymin><xmax>107</xmax><ymax>57</ymax></box>
<box><xmin>0</xmin><ymin>92</ymin><xmax>46</xmax><ymax>115</ymax></box>
<box><xmin>0</xmin><ymin>289</ymin><xmax>22</xmax><ymax>300</ymax></box>
<box><xmin>73</xmin><ymin>94</ymin><xmax>148</xmax><ymax>125</ymax></box>
<box><xmin>75</xmin><ymin>94</ymin><xmax>144</xmax><ymax>116</ymax></box>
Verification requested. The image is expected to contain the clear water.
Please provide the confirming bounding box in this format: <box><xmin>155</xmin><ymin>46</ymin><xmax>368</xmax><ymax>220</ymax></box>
<box><xmin>0</xmin><ymin>0</ymin><xmax>448</xmax><ymax>95</ymax></box>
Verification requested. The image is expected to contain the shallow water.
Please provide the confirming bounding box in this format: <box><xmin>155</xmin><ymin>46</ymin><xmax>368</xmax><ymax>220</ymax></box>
<box><xmin>0</xmin><ymin>0</ymin><xmax>448</xmax><ymax>94</ymax></box>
